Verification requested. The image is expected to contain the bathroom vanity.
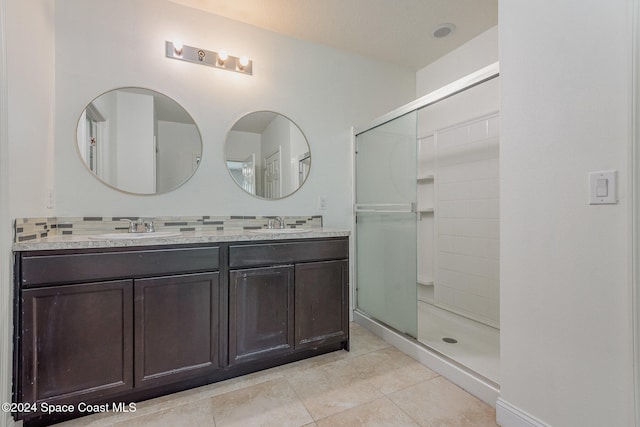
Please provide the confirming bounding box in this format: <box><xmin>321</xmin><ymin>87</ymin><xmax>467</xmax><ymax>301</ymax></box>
<box><xmin>12</xmin><ymin>230</ymin><xmax>349</xmax><ymax>426</ymax></box>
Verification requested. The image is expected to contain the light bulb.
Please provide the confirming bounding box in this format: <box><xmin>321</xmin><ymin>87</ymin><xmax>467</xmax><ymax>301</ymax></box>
<box><xmin>239</xmin><ymin>56</ymin><xmax>249</xmax><ymax>67</ymax></box>
<box><xmin>217</xmin><ymin>50</ymin><xmax>228</xmax><ymax>65</ymax></box>
<box><xmin>173</xmin><ymin>41</ymin><xmax>183</xmax><ymax>55</ymax></box>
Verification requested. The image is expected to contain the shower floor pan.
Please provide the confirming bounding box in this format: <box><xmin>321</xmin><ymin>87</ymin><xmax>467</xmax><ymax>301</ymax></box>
<box><xmin>417</xmin><ymin>301</ymin><xmax>500</xmax><ymax>383</ymax></box>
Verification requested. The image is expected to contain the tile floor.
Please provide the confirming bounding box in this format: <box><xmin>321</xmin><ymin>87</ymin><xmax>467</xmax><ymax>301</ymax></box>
<box><xmin>59</xmin><ymin>323</ymin><xmax>498</xmax><ymax>427</ymax></box>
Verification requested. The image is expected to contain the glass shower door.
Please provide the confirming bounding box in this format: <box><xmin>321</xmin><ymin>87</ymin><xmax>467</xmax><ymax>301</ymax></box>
<box><xmin>355</xmin><ymin>112</ymin><xmax>417</xmax><ymax>338</ymax></box>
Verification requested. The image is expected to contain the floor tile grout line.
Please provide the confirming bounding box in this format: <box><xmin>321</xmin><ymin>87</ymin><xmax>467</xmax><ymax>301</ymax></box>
<box><xmin>304</xmin><ymin>349</ymin><xmax>479</xmax><ymax>423</ymax></box>
<box><xmin>95</xmin><ymin>371</ymin><xmax>292</xmax><ymax>426</ymax></box>
<box><xmin>385</xmin><ymin>393</ymin><xmax>425</xmax><ymax>427</ymax></box>
<box><xmin>207</xmin><ymin>376</ymin><xmax>313</xmax><ymax>427</ymax></box>
<box><xmin>282</xmin><ymin>375</ymin><xmax>319</xmax><ymax>424</ymax></box>
<box><xmin>281</xmin><ymin>355</ymin><xmax>385</xmax><ymax>423</ymax></box>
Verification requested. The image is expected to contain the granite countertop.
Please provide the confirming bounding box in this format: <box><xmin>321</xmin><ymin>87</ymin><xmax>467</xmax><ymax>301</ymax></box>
<box><xmin>13</xmin><ymin>228</ymin><xmax>351</xmax><ymax>251</ymax></box>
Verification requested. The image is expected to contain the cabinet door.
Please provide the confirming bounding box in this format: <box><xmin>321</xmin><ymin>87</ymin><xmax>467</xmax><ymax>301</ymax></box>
<box><xmin>21</xmin><ymin>280</ymin><xmax>133</xmax><ymax>406</ymax></box>
<box><xmin>134</xmin><ymin>272</ymin><xmax>219</xmax><ymax>389</ymax></box>
<box><xmin>295</xmin><ymin>260</ymin><xmax>349</xmax><ymax>349</ymax></box>
<box><xmin>229</xmin><ymin>266</ymin><xmax>294</xmax><ymax>365</ymax></box>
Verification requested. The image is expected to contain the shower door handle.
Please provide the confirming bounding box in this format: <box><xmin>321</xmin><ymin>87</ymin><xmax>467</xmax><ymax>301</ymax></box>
<box><xmin>354</xmin><ymin>203</ymin><xmax>416</xmax><ymax>213</ymax></box>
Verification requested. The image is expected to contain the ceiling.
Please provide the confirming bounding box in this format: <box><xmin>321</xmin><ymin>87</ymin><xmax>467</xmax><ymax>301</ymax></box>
<box><xmin>169</xmin><ymin>0</ymin><xmax>498</xmax><ymax>71</ymax></box>
<box><xmin>231</xmin><ymin>111</ymin><xmax>278</xmax><ymax>133</ymax></box>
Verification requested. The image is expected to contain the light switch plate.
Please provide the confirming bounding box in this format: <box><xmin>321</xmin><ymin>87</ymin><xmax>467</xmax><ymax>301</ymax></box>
<box><xmin>589</xmin><ymin>170</ymin><xmax>618</xmax><ymax>204</ymax></box>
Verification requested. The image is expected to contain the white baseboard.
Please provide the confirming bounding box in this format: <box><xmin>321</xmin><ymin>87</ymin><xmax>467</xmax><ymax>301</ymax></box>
<box><xmin>496</xmin><ymin>398</ymin><xmax>550</xmax><ymax>427</ymax></box>
<box><xmin>353</xmin><ymin>310</ymin><xmax>500</xmax><ymax>407</ymax></box>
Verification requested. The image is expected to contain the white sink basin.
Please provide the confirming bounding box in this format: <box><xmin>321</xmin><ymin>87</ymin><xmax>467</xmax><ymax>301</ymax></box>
<box><xmin>88</xmin><ymin>231</ymin><xmax>182</xmax><ymax>240</ymax></box>
<box><xmin>248</xmin><ymin>228</ymin><xmax>313</xmax><ymax>234</ymax></box>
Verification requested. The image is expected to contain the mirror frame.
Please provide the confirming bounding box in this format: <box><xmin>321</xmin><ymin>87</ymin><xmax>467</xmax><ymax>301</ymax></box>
<box><xmin>224</xmin><ymin>110</ymin><xmax>312</xmax><ymax>200</ymax></box>
<box><xmin>75</xmin><ymin>87</ymin><xmax>203</xmax><ymax>195</ymax></box>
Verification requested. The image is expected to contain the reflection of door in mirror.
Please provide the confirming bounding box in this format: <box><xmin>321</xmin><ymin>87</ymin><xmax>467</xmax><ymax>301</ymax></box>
<box><xmin>226</xmin><ymin>154</ymin><xmax>256</xmax><ymax>195</ymax></box>
<box><xmin>87</xmin><ymin>119</ymin><xmax>98</xmax><ymax>172</ymax></box>
<box><xmin>298</xmin><ymin>152</ymin><xmax>310</xmax><ymax>186</ymax></box>
<box><xmin>227</xmin><ymin>161</ymin><xmax>244</xmax><ymax>188</ymax></box>
<box><xmin>264</xmin><ymin>149</ymin><xmax>281</xmax><ymax>199</ymax></box>
<box><xmin>78</xmin><ymin>90</ymin><xmax>156</xmax><ymax>193</ymax></box>
<box><xmin>78</xmin><ymin>104</ymin><xmax>107</xmax><ymax>176</ymax></box>
<box><xmin>241</xmin><ymin>154</ymin><xmax>256</xmax><ymax>194</ymax></box>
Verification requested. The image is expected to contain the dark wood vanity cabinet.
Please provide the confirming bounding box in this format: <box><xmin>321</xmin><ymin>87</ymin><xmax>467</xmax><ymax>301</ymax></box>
<box><xmin>14</xmin><ymin>245</ymin><xmax>221</xmax><ymax>422</ymax></box>
<box><xmin>228</xmin><ymin>238</ymin><xmax>349</xmax><ymax>367</ymax></box>
<box><xmin>134</xmin><ymin>272</ymin><xmax>220</xmax><ymax>389</ymax></box>
<box><xmin>18</xmin><ymin>271</ymin><xmax>221</xmax><ymax>412</ymax></box>
<box><xmin>228</xmin><ymin>266</ymin><xmax>294</xmax><ymax>365</ymax></box>
<box><xmin>13</xmin><ymin>236</ymin><xmax>349</xmax><ymax>425</ymax></box>
<box><xmin>294</xmin><ymin>260</ymin><xmax>349</xmax><ymax>350</ymax></box>
<box><xmin>20</xmin><ymin>280</ymin><xmax>134</xmax><ymax>406</ymax></box>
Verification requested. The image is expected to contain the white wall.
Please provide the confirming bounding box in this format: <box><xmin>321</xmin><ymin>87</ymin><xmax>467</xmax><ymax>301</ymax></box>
<box><xmin>416</xmin><ymin>26</ymin><xmax>498</xmax><ymax>98</ymax></box>
<box><xmin>0</xmin><ymin>2</ymin><xmax>9</xmax><ymax>426</ymax></box>
<box><xmin>53</xmin><ymin>0</ymin><xmax>415</xmax><ymax>227</ymax></box>
<box><xmin>7</xmin><ymin>0</ymin><xmax>55</xmax><ymax>218</ymax></box>
<box><xmin>2</xmin><ymin>2</ymin><xmax>55</xmax><ymax>427</ymax></box>
<box><xmin>499</xmin><ymin>1</ymin><xmax>634</xmax><ymax>426</ymax></box>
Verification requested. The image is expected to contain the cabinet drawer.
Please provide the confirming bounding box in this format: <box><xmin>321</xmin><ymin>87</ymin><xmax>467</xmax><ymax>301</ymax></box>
<box><xmin>229</xmin><ymin>238</ymin><xmax>348</xmax><ymax>268</ymax></box>
<box><xmin>20</xmin><ymin>247</ymin><xmax>220</xmax><ymax>287</ymax></box>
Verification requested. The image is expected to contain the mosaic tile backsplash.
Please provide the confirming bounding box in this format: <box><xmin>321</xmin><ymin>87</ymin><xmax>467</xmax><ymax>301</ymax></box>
<box><xmin>14</xmin><ymin>215</ymin><xmax>323</xmax><ymax>243</ymax></box>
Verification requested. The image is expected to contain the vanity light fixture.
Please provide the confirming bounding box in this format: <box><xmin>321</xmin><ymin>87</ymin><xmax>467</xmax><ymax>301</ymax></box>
<box><xmin>165</xmin><ymin>41</ymin><xmax>253</xmax><ymax>75</ymax></box>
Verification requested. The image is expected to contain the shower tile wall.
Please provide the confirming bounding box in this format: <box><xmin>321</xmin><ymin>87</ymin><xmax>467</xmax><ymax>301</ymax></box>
<box><xmin>435</xmin><ymin>114</ymin><xmax>500</xmax><ymax>327</ymax></box>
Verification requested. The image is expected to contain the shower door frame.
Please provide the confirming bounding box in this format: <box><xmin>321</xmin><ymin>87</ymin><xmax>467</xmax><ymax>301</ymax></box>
<box><xmin>352</xmin><ymin>62</ymin><xmax>500</xmax><ymax>318</ymax></box>
<box><xmin>350</xmin><ymin>63</ymin><xmax>501</xmax><ymax>405</ymax></box>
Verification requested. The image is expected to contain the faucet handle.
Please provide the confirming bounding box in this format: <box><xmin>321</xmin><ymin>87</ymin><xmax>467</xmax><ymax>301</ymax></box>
<box><xmin>119</xmin><ymin>218</ymin><xmax>137</xmax><ymax>233</ymax></box>
<box><xmin>145</xmin><ymin>220</ymin><xmax>155</xmax><ymax>233</ymax></box>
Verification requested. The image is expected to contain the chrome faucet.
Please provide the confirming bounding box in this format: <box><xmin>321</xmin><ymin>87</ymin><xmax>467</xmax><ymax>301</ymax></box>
<box><xmin>267</xmin><ymin>216</ymin><xmax>285</xmax><ymax>229</ymax></box>
<box><xmin>120</xmin><ymin>218</ymin><xmax>155</xmax><ymax>233</ymax></box>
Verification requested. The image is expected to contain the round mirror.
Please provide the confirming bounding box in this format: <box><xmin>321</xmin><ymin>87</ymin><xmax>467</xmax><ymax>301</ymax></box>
<box><xmin>224</xmin><ymin>111</ymin><xmax>311</xmax><ymax>199</ymax></box>
<box><xmin>76</xmin><ymin>87</ymin><xmax>202</xmax><ymax>195</ymax></box>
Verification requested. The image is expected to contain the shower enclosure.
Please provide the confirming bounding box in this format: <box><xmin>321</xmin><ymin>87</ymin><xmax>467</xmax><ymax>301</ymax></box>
<box><xmin>354</xmin><ymin>63</ymin><xmax>500</xmax><ymax>385</ymax></box>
